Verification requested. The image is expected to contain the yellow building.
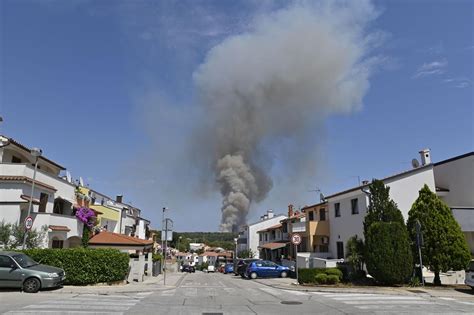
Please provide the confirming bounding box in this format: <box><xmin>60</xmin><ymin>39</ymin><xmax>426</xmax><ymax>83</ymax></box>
<box><xmin>303</xmin><ymin>202</ymin><xmax>330</xmax><ymax>254</ymax></box>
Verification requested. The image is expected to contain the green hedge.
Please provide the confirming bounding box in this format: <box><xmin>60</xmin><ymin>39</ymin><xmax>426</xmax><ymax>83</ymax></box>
<box><xmin>22</xmin><ymin>248</ymin><xmax>129</xmax><ymax>286</ymax></box>
<box><xmin>298</xmin><ymin>268</ymin><xmax>342</xmax><ymax>285</ymax></box>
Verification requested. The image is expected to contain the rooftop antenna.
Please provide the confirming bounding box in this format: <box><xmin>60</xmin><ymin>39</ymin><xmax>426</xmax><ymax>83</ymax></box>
<box><xmin>66</xmin><ymin>171</ymin><xmax>72</xmax><ymax>183</ymax></box>
<box><xmin>319</xmin><ymin>193</ymin><xmax>326</xmax><ymax>202</ymax></box>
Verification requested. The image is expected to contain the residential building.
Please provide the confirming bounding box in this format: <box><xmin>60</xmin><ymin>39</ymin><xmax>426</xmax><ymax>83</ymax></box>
<box><xmin>0</xmin><ymin>135</ymin><xmax>83</xmax><ymax>248</ymax></box>
<box><xmin>257</xmin><ymin>223</ymin><xmax>287</xmax><ymax>262</ymax></box>
<box><xmin>433</xmin><ymin>152</ymin><xmax>474</xmax><ymax>253</ymax></box>
<box><xmin>189</xmin><ymin>243</ymin><xmax>205</xmax><ymax>252</ymax></box>
<box><xmin>236</xmin><ymin>210</ymin><xmax>287</xmax><ymax>259</ymax></box>
<box><xmin>88</xmin><ymin>231</ymin><xmax>153</xmax><ymax>253</ymax></box>
<box><xmin>303</xmin><ymin>201</ymin><xmax>330</xmax><ymax>257</ymax></box>
<box><xmin>280</xmin><ymin>204</ymin><xmax>307</xmax><ymax>259</ymax></box>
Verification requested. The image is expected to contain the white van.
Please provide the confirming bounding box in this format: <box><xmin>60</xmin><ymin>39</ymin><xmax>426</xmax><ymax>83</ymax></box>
<box><xmin>207</xmin><ymin>265</ymin><xmax>215</xmax><ymax>273</ymax></box>
<box><xmin>465</xmin><ymin>260</ymin><xmax>474</xmax><ymax>289</ymax></box>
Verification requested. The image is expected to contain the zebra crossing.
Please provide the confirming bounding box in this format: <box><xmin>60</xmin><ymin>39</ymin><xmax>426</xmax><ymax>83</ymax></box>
<box><xmin>3</xmin><ymin>292</ymin><xmax>153</xmax><ymax>315</ymax></box>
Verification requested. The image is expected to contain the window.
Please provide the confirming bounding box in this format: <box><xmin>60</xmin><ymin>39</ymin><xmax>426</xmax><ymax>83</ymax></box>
<box><xmin>308</xmin><ymin>211</ymin><xmax>314</xmax><ymax>221</ymax></box>
<box><xmin>0</xmin><ymin>255</ymin><xmax>14</xmax><ymax>268</ymax></box>
<box><xmin>320</xmin><ymin>208</ymin><xmax>326</xmax><ymax>221</ymax></box>
<box><xmin>53</xmin><ymin>198</ymin><xmax>65</xmax><ymax>215</ymax></box>
<box><xmin>11</xmin><ymin>156</ymin><xmax>22</xmax><ymax>163</ymax></box>
<box><xmin>39</xmin><ymin>193</ymin><xmax>48</xmax><ymax>213</ymax></box>
<box><xmin>259</xmin><ymin>233</ymin><xmax>263</xmax><ymax>241</ymax></box>
<box><xmin>337</xmin><ymin>241</ymin><xmax>344</xmax><ymax>259</ymax></box>
<box><xmin>334</xmin><ymin>203</ymin><xmax>341</xmax><ymax>217</ymax></box>
<box><xmin>351</xmin><ymin>198</ymin><xmax>359</xmax><ymax>214</ymax></box>
<box><xmin>52</xmin><ymin>239</ymin><xmax>64</xmax><ymax>248</ymax></box>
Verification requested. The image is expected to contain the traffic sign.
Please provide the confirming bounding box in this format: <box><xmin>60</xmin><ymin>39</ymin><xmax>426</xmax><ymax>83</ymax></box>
<box><xmin>291</xmin><ymin>233</ymin><xmax>301</xmax><ymax>245</ymax></box>
<box><xmin>24</xmin><ymin>216</ymin><xmax>33</xmax><ymax>230</ymax></box>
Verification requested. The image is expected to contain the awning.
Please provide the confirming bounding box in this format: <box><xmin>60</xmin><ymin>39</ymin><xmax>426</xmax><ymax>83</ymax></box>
<box><xmin>20</xmin><ymin>194</ymin><xmax>40</xmax><ymax>205</ymax></box>
<box><xmin>258</xmin><ymin>242</ymin><xmax>288</xmax><ymax>250</ymax></box>
<box><xmin>90</xmin><ymin>205</ymin><xmax>120</xmax><ymax>222</ymax></box>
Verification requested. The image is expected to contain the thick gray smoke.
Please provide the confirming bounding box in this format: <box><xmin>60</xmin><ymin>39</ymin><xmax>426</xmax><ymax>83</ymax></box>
<box><xmin>193</xmin><ymin>1</ymin><xmax>380</xmax><ymax>232</ymax></box>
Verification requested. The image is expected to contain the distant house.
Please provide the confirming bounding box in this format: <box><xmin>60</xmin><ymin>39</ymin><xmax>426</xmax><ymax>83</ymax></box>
<box><xmin>189</xmin><ymin>243</ymin><xmax>205</xmax><ymax>252</ymax></box>
<box><xmin>303</xmin><ymin>202</ymin><xmax>329</xmax><ymax>257</ymax></box>
<box><xmin>88</xmin><ymin>231</ymin><xmax>153</xmax><ymax>253</ymax></box>
<box><xmin>236</xmin><ymin>210</ymin><xmax>287</xmax><ymax>259</ymax></box>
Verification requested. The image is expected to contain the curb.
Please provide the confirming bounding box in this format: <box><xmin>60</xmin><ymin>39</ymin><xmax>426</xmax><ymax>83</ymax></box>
<box><xmin>44</xmin><ymin>273</ymin><xmax>186</xmax><ymax>295</ymax></box>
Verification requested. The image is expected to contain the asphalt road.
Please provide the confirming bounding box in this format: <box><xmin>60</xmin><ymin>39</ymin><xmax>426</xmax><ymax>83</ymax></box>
<box><xmin>1</xmin><ymin>272</ymin><xmax>473</xmax><ymax>314</ymax></box>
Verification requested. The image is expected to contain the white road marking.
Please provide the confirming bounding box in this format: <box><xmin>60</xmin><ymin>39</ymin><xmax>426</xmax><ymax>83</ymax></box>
<box><xmin>5</xmin><ymin>311</ymin><xmax>121</xmax><ymax>315</ymax></box>
<box><xmin>161</xmin><ymin>289</ymin><xmax>176</xmax><ymax>296</ymax></box>
<box><xmin>23</xmin><ymin>304</ymin><xmax>130</xmax><ymax>311</ymax></box>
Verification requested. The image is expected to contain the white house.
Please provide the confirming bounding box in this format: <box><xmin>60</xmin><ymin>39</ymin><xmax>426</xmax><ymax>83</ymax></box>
<box><xmin>189</xmin><ymin>243</ymin><xmax>205</xmax><ymax>252</ymax></box>
<box><xmin>237</xmin><ymin>210</ymin><xmax>287</xmax><ymax>259</ymax></box>
<box><xmin>0</xmin><ymin>135</ymin><xmax>83</xmax><ymax>248</ymax></box>
<box><xmin>433</xmin><ymin>152</ymin><xmax>474</xmax><ymax>253</ymax></box>
<box><xmin>327</xmin><ymin>149</ymin><xmax>436</xmax><ymax>259</ymax></box>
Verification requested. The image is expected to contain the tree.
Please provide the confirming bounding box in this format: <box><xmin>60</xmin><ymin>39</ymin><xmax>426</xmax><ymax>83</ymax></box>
<box><xmin>407</xmin><ymin>185</ymin><xmax>471</xmax><ymax>285</ymax></box>
<box><xmin>237</xmin><ymin>249</ymin><xmax>254</xmax><ymax>258</ymax></box>
<box><xmin>10</xmin><ymin>224</ymin><xmax>48</xmax><ymax>249</ymax></box>
<box><xmin>346</xmin><ymin>235</ymin><xmax>365</xmax><ymax>272</ymax></box>
<box><xmin>0</xmin><ymin>220</ymin><xmax>12</xmax><ymax>248</ymax></box>
<box><xmin>363</xmin><ymin>179</ymin><xmax>413</xmax><ymax>285</ymax></box>
<box><xmin>365</xmin><ymin>222</ymin><xmax>413</xmax><ymax>284</ymax></box>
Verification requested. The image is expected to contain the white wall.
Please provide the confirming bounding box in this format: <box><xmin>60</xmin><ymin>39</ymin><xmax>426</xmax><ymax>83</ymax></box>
<box><xmin>328</xmin><ymin>166</ymin><xmax>436</xmax><ymax>258</ymax></box>
<box><xmin>247</xmin><ymin>215</ymin><xmax>287</xmax><ymax>259</ymax></box>
<box><xmin>434</xmin><ymin>154</ymin><xmax>474</xmax><ymax>208</ymax></box>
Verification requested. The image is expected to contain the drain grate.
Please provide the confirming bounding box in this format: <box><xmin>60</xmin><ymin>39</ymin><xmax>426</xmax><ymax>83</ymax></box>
<box><xmin>202</xmin><ymin>313</ymin><xmax>223</xmax><ymax>315</ymax></box>
<box><xmin>281</xmin><ymin>301</ymin><xmax>303</xmax><ymax>305</ymax></box>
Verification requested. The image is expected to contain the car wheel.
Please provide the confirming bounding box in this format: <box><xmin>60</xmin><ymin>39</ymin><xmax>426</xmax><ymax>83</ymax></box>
<box><xmin>280</xmin><ymin>271</ymin><xmax>288</xmax><ymax>278</ymax></box>
<box><xmin>250</xmin><ymin>272</ymin><xmax>258</xmax><ymax>279</ymax></box>
<box><xmin>23</xmin><ymin>277</ymin><xmax>41</xmax><ymax>293</ymax></box>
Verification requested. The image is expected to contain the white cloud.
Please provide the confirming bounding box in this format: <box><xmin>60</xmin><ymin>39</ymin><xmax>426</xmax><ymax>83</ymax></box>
<box><xmin>444</xmin><ymin>77</ymin><xmax>472</xmax><ymax>88</ymax></box>
<box><xmin>413</xmin><ymin>59</ymin><xmax>447</xmax><ymax>78</ymax></box>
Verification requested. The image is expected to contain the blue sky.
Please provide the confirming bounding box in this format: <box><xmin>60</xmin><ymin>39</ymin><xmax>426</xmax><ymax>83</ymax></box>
<box><xmin>1</xmin><ymin>0</ymin><xmax>472</xmax><ymax>231</ymax></box>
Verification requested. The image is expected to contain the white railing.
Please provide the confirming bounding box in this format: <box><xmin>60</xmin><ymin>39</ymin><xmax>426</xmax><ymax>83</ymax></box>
<box><xmin>292</xmin><ymin>221</ymin><xmax>306</xmax><ymax>233</ymax></box>
<box><xmin>32</xmin><ymin>212</ymin><xmax>83</xmax><ymax>238</ymax></box>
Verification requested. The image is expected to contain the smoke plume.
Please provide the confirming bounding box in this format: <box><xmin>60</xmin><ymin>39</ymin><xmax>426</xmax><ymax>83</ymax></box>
<box><xmin>193</xmin><ymin>1</ymin><xmax>380</xmax><ymax>232</ymax></box>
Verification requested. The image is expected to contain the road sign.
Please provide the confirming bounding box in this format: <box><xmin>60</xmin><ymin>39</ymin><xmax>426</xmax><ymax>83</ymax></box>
<box><xmin>291</xmin><ymin>233</ymin><xmax>301</xmax><ymax>245</ymax></box>
<box><xmin>24</xmin><ymin>216</ymin><xmax>33</xmax><ymax>230</ymax></box>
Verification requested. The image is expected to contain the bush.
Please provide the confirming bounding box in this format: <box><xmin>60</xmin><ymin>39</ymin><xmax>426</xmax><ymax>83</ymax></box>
<box><xmin>152</xmin><ymin>253</ymin><xmax>163</xmax><ymax>262</ymax></box>
<box><xmin>326</xmin><ymin>275</ymin><xmax>340</xmax><ymax>284</ymax></box>
<box><xmin>22</xmin><ymin>248</ymin><xmax>129</xmax><ymax>285</ymax></box>
<box><xmin>325</xmin><ymin>268</ymin><xmax>343</xmax><ymax>280</ymax></box>
<box><xmin>314</xmin><ymin>273</ymin><xmax>328</xmax><ymax>284</ymax></box>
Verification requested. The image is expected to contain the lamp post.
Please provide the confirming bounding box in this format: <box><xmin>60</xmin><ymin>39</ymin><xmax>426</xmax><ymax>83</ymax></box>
<box><xmin>234</xmin><ymin>237</ymin><xmax>238</xmax><ymax>263</ymax></box>
<box><xmin>22</xmin><ymin>147</ymin><xmax>42</xmax><ymax>250</ymax></box>
<box><xmin>161</xmin><ymin>207</ymin><xmax>170</xmax><ymax>284</ymax></box>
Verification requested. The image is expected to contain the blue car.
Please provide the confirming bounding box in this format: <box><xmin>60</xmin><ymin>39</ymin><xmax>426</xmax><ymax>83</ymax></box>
<box><xmin>245</xmin><ymin>260</ymin><xmax>289</xmax><ymax>279</ymax></box>
<box><xmin>224</xmin><ymin>263</ymin><xmax>234</xmax><ymax>274</ymax></box>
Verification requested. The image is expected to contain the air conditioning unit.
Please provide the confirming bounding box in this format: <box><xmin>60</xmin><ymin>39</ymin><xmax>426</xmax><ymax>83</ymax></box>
<box><xmin>321</xmin><ymin>236</ymin><xmax>329</xmax><ymax>244</ymax></box>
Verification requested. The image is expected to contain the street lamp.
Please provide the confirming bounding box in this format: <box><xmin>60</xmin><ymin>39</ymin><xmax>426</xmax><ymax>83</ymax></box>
<box><xmin>234</xmin><ymin>238</ymin><xmax>238</xmax><ymax>262</ymax></box>
<box><xmin>161</xmin><ymin>207</ymin><xmax>170</xmax><ymax>284</ymax></box>
<box><xmin>22</xmin><ymin>147</ymin><xmax>42</xmax><ymax>249</ymax></box>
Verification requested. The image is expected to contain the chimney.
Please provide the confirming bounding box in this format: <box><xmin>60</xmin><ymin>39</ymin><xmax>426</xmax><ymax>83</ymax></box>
<box><xmin>288</xmin><ymin>204</ymin><xmax>294</xmax><ymax>218</ymax></box>
<box><xmin>419</xmin><ymin>149</ymin><xmax>431</xmax><ymax>166</ymax></box>
<box><xmin>116</xmin><ymin>195</ymin><xmax>123</xmax><ymax>203</ymax></box>
<box><xmin>267</xmin><ymin>209</ymin><xmax>274</xmax><ymax>219</ymax></box>
<box><xmin>263</xmin><ymin>214</ymin><xmax>268</xmax><ymax>220</ymax></box>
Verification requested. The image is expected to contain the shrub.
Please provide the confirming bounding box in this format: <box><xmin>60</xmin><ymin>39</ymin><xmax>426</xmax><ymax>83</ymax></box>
<box><xmin>22</xmin><ymin>248</ymin><xmax>129</xmax><ymax>285</ymax></box>
<box><xmin>326</xmin><ymin>275</ymin><xmax>340</xmax><ymax>284</ymax></box>
<box><xmin>152</xmin><ymin>253</ymin><xmax>163</xmax><ymax>262</ymax></box>
<box><xmin>314</xmin><ymin>273</ymin><xmax>328</xmax><ymax>284</ymax></box>
<box><xmin>325</xmin><ymin>268</ymin><xmax>343</xmax><ymax>280</ymax></box>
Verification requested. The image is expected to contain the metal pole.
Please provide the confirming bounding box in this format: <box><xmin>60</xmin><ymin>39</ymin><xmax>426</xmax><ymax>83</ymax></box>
<box><xmin>161</xmin><ymin>208</ymin><xmax>165</xmax><ymax>276</ymax></box>
<box><xmin>164</xmin><ymin>218</ymin><xmax>168</xmax><ymax>286</ymax></box>
<box><xmin>415</xmin><ymin>220</ymin><xmax>424</xmax><ymax>286</ymax></box>
<box><xmin>22</xmin><ymin>157</ymin><xmax>38</xmax><ymax>250</ymax></box>
<box><xmin>418</xmin><ymin>241</ymin><xmax>424</xmax><ymax>286</ymax></box>
<box><xmin>295</xmin><ymin>243</ymin><xmax>299</xmax><ymax>285</ymax></box>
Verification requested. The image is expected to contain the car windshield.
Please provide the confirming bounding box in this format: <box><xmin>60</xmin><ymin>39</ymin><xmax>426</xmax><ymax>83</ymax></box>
<box><xmin>11</xmin><ymin>254</ymin><xmax>38</xmax><ymax>268</ymax></box>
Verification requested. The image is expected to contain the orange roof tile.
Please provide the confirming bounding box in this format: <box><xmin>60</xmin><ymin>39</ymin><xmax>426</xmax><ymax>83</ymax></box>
<box><xmin>89</xmin><ymin>231</ymin><xmax>153</xmax><ymax>246</ymax></box>
<box><xmin>258</xmin><ymin>242</ymin><xmax>288</xmax><ymax>250</ymax></box>
<box><xmin>49</xmin><ymin>225</ymin><xmax>70</xmax><ymax>232</ymax></box>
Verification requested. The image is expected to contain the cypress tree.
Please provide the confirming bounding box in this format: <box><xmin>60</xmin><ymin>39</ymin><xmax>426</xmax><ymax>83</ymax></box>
<box><xmin>407</xmin><ymin>185</ymin><xmax>470</xmax><ymax>285</ymax></box>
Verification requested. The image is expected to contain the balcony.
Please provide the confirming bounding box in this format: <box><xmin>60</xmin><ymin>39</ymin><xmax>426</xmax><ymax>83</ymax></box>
<box><xmin>31</xmin><ymin>212</ymin><xmax>83</xmax><ymax>238</ymax></box>
<box><xmin>291</xmin><ymin>221</ymin><xmax>306</xmax><ymax>233</ymax></box>
<box><xmin>1</xmin><ymin>163</ymin><xmax>75</xmax><ymax>201</ymax></box>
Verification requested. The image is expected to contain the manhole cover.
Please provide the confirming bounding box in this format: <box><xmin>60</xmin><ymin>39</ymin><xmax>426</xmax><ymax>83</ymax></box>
<box><xmin>408</xmin><ymin>289</ymin><xmax>426</xmax><ymax>294</ymax></box>
<box><xmin>281</xmin><ymin>301</ymin><xmax>303</xmax><ymax>305</ymax></box>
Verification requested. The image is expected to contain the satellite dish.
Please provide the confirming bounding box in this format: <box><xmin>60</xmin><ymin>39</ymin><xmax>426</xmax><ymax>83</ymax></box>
<box><xmin>320</xmin><ymin>193</ymin><xmax>325</xmax><ymax>202</ymax></box>
<box><xmin>66</xmin><ymin>171</ymin><xmax>72</xmax><ymax>183</ymax></box>
<box><xmin>411</xmin><ymin>158</ymin><xmax>420</xmax><ymax>169</ymax></box>
<box><xmin>79</xmin><ymin>177</ymin><xmax>84</xmax><ymax>187</ymax></box>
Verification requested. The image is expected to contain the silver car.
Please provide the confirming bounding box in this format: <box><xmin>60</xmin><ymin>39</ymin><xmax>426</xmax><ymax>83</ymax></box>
<box><xmin>0</xmin><ymin>251</ymin><xmax>65</xmax><ymax>293</ymax></box>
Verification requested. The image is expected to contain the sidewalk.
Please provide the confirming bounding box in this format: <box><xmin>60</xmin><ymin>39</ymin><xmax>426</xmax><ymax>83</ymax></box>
<box><xmin>45</xmin><ymin>272</ymin><xmax>186</xmax><ymax>295</ymax></box>
<box><xmin>254</xmin><ymin>277</ymin><xmax>474</xmax><ymax>299</ymax></box>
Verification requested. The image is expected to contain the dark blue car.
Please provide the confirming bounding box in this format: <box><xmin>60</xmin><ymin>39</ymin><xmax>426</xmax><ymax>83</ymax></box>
<box><xmin>224</xmin><ymin>263</ymin><xmax>234</xmax><ymax>274</ymax></box>
<box><xmin>245</xmin><ymin>260</ymin><xmax>289</xmax><ymax>279</ymax></box>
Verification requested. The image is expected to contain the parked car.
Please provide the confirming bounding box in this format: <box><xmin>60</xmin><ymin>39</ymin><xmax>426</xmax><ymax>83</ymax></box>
<box><xmin>0</xmin><ymin>251</ymin><xmax>65</xmax><ymax>293</ymax></box>
<box><xmin>236</xmin><ymin>258</ymin><xmax>260</xmax><ymax>277</ymax></box>
<box><xmin>182</xmin><ymin>265</ymin><xmax>195</xmax><ymax>273</ymax></box>
<box><xmin>465</xmin><ymin>260</ymin><xmax>474</xmax><ymax>289</ymax></box>
<box><xmin>207</xmin><ymin>265</ymin><xmax>216</xmax><ymax>273</ymax></box>
<box><xmin>224</xmin><ymin>263</ymin><xmax>234</xmax><ymax>274</ymax></box>
<box><xmin>245</xmin><ymin>260</ymin><xmax>289</xmax><ymax>279</ymax></box>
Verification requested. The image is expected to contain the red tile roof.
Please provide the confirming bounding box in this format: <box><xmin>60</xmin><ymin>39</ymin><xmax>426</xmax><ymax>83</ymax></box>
<box><xmin>0</xmin><ymin>176</ymin><xmax>57</xmax><ymax>191</ymax></box>
<box><xmin>89</xmin><ymin>231</ymin><xmax>153</xmax><ymax>246</ymax></box>
<box><xmin>49</xmin><ymin>225</ymin><xmax>70</xmax><ymax>232</ymax></box>
<box><xmin>259</xmin><ymin>242</ymin><xmax>288</xmax><ymax>250</ymax></box>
